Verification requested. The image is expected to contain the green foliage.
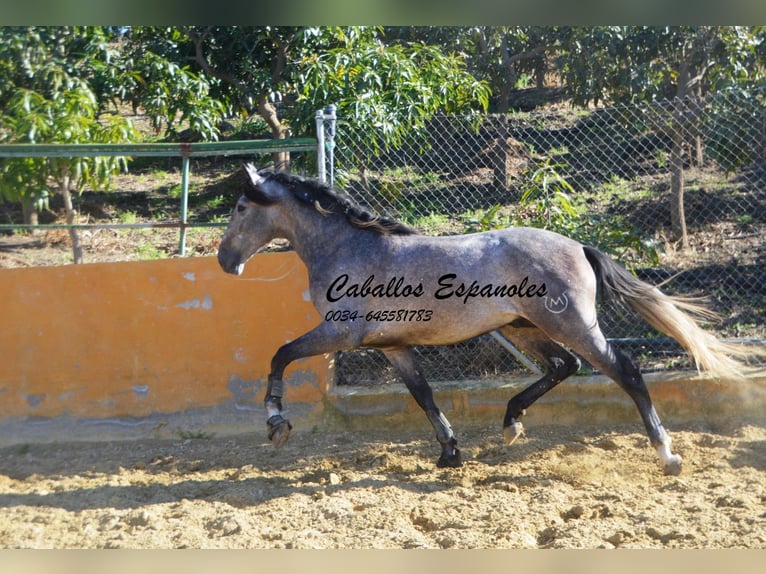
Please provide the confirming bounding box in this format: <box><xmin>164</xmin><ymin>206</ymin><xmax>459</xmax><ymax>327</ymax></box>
<box><xmin>703</xmin><ymin>87</ymin><xmax>766</xmax><ymax>172</ymax></box>
<box><xmin>408</xmin><ymin>212</ymin><xmax>452</xmax><ymax>235</ymax></box>
<box><xmin>555</xmin><ymin>26</ymin><xmax>765</xmax><ymax>246</ymax></box>
<box><xmin>108</xmin><ymin>44</ymin><xmax>227</xmax><ymax>141</ymax></box>
<box><xmin>294</xmin><ymin>35</ymin><xmax>490</xmax><ymax>154</ymax></box>
<box><xmin>462</xmin><ymin>204</ymin><xmax>510</xmax><ymax>233</ymax></box>
<box><xmin>0</xmin><ymin>27</ymin><xmax>137</xmax><ymax>217</ymax></box>
<box><xmin>134</xmin><ymin>241</ymin><xmax>165</xmax><ymax>260</ymax></box>
<box><xmin>385</xmin><ymin>27</ymin><xmax>560</xmax><ymax>113</ymax></box>
<box><xmin>558</xmin><ymin>26</ymin><xmax>765</xmax><ymax>106</ymax></box>
<box><xmin>514</xmin><ymin>160</ymin><xmax>659</xmax><ymax>265</ymax></box>
<box><xmin>517</xmin><ymin>158</ymin><xmax>578</xmax><ymax>228</ymax></box>
<box><xmin>113</xmin><ymin>26</ymin><xmax>489</xmax><ymax>150</ymax></box>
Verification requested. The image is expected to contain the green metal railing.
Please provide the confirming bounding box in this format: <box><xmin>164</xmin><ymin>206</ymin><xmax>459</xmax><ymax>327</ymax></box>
<box><xmin>0</xmin><ymin>138</ymin><xmax>317</xmax><ymax>255</ymax></box>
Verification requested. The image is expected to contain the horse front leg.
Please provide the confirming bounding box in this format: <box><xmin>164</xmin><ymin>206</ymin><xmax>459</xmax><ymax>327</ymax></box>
<box><xmin>264</xmin><ymin>323</ymin><xmax>356</xmax><ymax>448</ymax></box>
<box><xmin>382</xmin><ymin>348</ymin><xmax>462</xmax><ymax>468</ymax></box>
<box><xmin>264</xmin><ymin>374</ymin><xmax>292</xmax><ymax>448</ymax></box>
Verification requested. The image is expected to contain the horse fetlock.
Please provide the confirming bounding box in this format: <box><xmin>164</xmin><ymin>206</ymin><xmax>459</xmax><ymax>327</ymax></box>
<box><xmin>264</xmin><ymin>394</ymin><xmax>284</xmax><ymax>413</ymax></box>
<box><xmin>503</xmin><ymin>402</ymin><xmax>526</xmax><ymax>427</ymax></box>
<box><xmin>426</xmin><ymin>410</ymin><xmax>456</xmax><ymax>444</ymax></box>
<box><xmin>503</xmin><ymin>420</ymin><xmax>525</xmax><ymax>445</ymax></box>
<box><xmin>266</xmin><ymin>414</ymin><xmax>292</xmax><ymax>448</ymax></box>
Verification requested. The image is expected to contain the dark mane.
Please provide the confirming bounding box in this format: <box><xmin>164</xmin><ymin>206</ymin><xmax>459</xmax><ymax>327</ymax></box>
<box><xmin>265</xmin><ymin>171</ymin><xmax>417</xmax><ymax>236</ymax></box>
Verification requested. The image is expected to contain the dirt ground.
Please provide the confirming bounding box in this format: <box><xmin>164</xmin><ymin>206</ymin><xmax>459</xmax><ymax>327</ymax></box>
<box><xmin>1</xmin><ymin>419</ymin><xmax>765</xmax><ymax>549</ymax></box>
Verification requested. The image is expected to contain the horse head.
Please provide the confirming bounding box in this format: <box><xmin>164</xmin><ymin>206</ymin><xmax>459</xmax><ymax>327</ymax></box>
<box><xmin>217</xmin><ymin>164</ymin><xmax>288</xmax><ymax>275</ymax></box>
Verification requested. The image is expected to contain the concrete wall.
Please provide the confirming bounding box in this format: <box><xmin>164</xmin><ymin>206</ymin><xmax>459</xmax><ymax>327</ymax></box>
<box><xmin>0</xmin><ymin>253</ymin><xmax>331</xmax><ymax>444</ymax></box>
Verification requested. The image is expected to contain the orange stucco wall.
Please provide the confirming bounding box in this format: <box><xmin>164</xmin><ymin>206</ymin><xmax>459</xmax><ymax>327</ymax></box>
<box><xmin>0</xmin><ymin>253</ymin><xmax>331</xmax><ymax>429</ymax></box>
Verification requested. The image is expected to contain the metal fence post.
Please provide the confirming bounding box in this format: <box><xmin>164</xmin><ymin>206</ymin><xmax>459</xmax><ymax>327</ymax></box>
<box><xmin>324</xmin><ymin>104</ymin><xmax>337</xmax><ymax>187</ymax></box>
<box><xmin>316</xmin><ymin>109</ymin><xmax>326</xmax><ymax>183</ymax></box>
<box><xmin>315</xmin><ymin>105</ymin><xmax>337</xmax><ymax>185</ymax></box>
<box><xmin>179</xmin><ymin>144</ymin><xmax>192</xmax><ymax>256</ymax></box>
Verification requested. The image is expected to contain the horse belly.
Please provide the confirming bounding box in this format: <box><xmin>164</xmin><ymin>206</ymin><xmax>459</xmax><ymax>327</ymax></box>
<box><xmin>359</xmin><ymin>301</ymin><xmax>518</xmax><ymax>348</ymax></box>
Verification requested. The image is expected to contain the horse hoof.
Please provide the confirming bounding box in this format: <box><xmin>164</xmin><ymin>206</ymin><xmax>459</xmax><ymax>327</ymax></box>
<box><xmin>662</xmin><ymin>455</ymin><xmax>683</xmax><ymax>476</ymax></box>
<box><xmin>503</xmin><ymin>421</ymin><xmax>524</xmax><ymax>445</ymax></box>
<box><xmin>267</xmin><ymin>415</ymin><xmax>293</xmax><ymax>448</ymax></box>
<box><xmin>436</xmin><ymin>448</ymin><xmax>462</xmax><ymax>468</ymax></box>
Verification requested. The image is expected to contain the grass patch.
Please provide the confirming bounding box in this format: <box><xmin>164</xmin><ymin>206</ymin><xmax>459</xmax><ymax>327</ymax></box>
<box><xmin>118</xmin><ymin>210</ymin><xmax>139</xmax><ymax>224</ymax></box>
<box><xmin>134</xmin><ymin>240</ymin><xmax>166</xmax><ymax>260</ymax></box>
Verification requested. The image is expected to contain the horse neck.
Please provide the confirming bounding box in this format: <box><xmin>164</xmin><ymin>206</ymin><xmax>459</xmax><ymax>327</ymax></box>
<box><xmin>277</xmin><ymin>204</ymin><xmax>372</xmax><ymax>265</ymax></box>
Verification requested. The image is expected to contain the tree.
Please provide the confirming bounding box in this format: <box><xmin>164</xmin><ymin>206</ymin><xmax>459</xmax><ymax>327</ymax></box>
<box><xmin>120</xmin><ymin>27</ymin><xmax>357</xmax><ymax>168</ymax></box>
<box><xmin>0</xmin><ymin>27</ymin><xmax>137</xmax><ymax>263</ymax></box>
<box><xmin>557</xmin><ymin>26</ymin><xmax>764</xmax><ymax>247</ymax></box>
<box><xmin>99</xmin><ymin>30</ymin><xmax>227</xmax><ymax>142</ymax></box>
<box><xmin>121</xmin><ymin>27</ymin><xmax>490</xmax><ymax>175</ymax></box>
<box><xmin>293</xmin><ymin>31</ymin><xmax>490</xmax><ymax>203</ymax></box>
<box><xmin>295</xmin><ymin>37</ymin><xmax>489</xmax><ymax>145</ymax></box>
<box><xmin>384</xmin><ymin>27</ymin><xmax>560</xmax><ymax>113</ymax></box>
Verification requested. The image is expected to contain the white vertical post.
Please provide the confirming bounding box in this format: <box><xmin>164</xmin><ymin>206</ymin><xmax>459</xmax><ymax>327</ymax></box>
<box><xmin>315</xmin><ymin>109</ymin><xmax>326</xmax><ymax>183</ymax></box>
<box><xmin>179</xmin><ymin>154</ymin><xmax>190</xmax><ymax>256</ymax></box>
<box><xmin>316</xmin><ymin>105</ymin><xmax>337</xmax><ymax>185</ymax></box>
<box><xmin>324</xmin><ymin>104</ymin><xmax>336</xmax><ymax>187</ymax></box>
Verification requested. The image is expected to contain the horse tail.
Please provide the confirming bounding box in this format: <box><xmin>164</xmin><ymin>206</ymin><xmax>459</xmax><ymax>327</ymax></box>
<box><xmin>582</xmin><ymin>245</ymin><xmax>760</xmax><ymax>380</ymax></box>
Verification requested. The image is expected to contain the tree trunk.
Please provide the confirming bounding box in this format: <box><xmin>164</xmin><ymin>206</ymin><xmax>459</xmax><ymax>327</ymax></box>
<box><xmin>670</xmin><ymin>125</ymin><xmax>688</xmax><ymax>249</ymax></box>
<box><xmin>258</xmin><ymin>96</ymin><xmax>290</xmax><ymax>171</ymax></box>
<box><xmin>670</xmin><ymin>59</ymin><xmax>690</xmax><ymax>249</ymax></box>
<box><xmin>495</xmin><ymin>33</ymin><xmax>516</xmax><ymax>113</ymax></box>
<box><xmin>693</xmin><ymin>82</ymin><xmax>704</xmax><ymax>166</ymax></box>
<box><xmin>535</xmin><ymin>57</ymin><xmax>546</xmax><ymax>89</ymax></box>
<box><xmin>59</xmin><ymin>177</ymin><xmax>84</xmax><ymax>264</ymax></box>
<box><xmin>694</xmin><ymin>135</ymin><xmax>704</xmax><ymax>166</ymax></box>
<box><xmin>492</xmin><ymin>115</ymin><xmax>509</xmax><ymax>195</ymax></box>
<box><xmin>21</xmin><ymin>196</ymin><xmax>39</xmax><ymax>233</ymax></box>
<box><xmin>496</xmin><ymin>81</ymin><xmax>513</xmax><ymax>114</ymax></box>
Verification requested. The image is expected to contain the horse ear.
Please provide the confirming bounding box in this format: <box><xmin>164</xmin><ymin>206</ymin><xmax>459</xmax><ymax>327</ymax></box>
<box><xmin>242</xmin><ymin>163</ymin><xmax>278</xmax><ymax>205</ymax></box>
<box><xmin>243</xmin><ymin>163</ymin><xmax>264</xmax><ymax>186</ymax></box>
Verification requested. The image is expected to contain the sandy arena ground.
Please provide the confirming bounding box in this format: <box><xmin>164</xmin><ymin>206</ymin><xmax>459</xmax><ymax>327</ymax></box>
<box><xmin>1</xmin><ymin>418</ymin><xmax>765</xmax><ymax>549</ymax></box>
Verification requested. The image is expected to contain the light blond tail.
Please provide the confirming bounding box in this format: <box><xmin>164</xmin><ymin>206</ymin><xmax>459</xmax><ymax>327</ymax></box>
<box><xmin>583</xmin><ymin>246</ymin><xmax>762</xmax><ymax>381</ymax></box>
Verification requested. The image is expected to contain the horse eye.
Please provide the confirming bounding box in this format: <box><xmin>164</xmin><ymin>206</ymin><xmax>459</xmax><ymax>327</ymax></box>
<box><xmin>236</xmin><ymin>204</ymin><xmax>246</xmax><ymax>213</ymax></box>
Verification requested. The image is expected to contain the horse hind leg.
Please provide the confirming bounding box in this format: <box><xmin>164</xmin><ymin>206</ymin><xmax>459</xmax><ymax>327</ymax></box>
<box><xmin>497</xmin><ymin>321</ymin><xmax>581</xmax><ymax>444</ymax></box>
<box><xmin>382</xmin><ymin>348</ymin><xmax>462</xmax><ymax>468</ymax></box>
<box><xmin>569</xmin><ymin>331</ymin><xmax>683</xmax><ymax>475</ymax></box>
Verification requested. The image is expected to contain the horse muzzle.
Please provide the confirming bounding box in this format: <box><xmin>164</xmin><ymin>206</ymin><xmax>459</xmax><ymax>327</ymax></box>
<box><xmin>217</xmin><ymin>249</ymin><xmax>246</xmax><ymax>276</ymax></box>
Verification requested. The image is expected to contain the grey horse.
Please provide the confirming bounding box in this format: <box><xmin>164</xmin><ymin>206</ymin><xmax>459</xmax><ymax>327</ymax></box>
<box><xmin>218</xmin><ymin>164</ymin><xmax>757</xmax><ymax>475</ymax></box>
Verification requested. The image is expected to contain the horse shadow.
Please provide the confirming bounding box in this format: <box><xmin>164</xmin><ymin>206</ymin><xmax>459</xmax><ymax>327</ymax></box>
<box><xmin>0</xmin><ymin>424</ymin><xmax>571</xmax><ymax>514</ymax></box>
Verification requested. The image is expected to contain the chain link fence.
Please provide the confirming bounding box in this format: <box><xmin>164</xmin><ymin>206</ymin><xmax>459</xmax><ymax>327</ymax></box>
<box><xmin>328</xmin><ymin>92</ymin><xmax>766</xmax><ymax>386</ymax></box>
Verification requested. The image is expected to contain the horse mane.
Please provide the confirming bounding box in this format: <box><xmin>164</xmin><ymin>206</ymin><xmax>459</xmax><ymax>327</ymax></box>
<box><xmin>260</xmin><ymin>170</ymin><xmax>417</xmax><ymax>236</ymax></box>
